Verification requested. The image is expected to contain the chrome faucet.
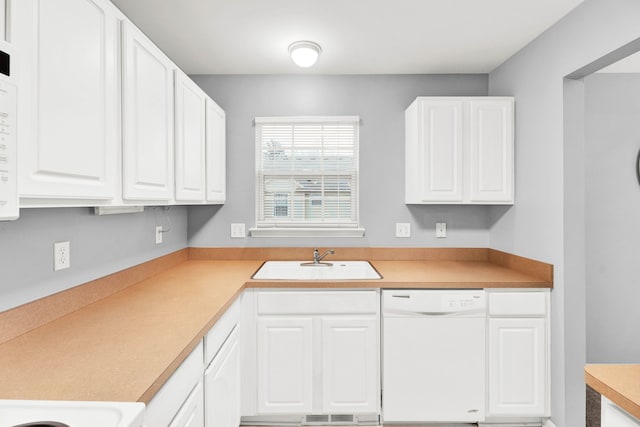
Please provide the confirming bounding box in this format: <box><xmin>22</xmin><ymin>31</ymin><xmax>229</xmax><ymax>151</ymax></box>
<box><xmin>312</xmin><ymin>248</ymin><xmax>334</xmax><ymax>264</ymax></box>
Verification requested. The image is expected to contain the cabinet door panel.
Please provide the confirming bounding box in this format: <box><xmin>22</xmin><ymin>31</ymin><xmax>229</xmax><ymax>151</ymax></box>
<box><xmin>205</xmin><ymin>328</ymin><xmax>240</xmax><ymax>427</ymax></box>
<box><xmin>169</xmin><ymin>380</ymin><xmax>204</xmax><ymax>427</ymax></box>
<box><xmin>175</xmin><ymin>70</ymin><xmax>206</xmax><ymax>201</ymax></box>
<box><xmin>602</xmin><ymin>396</ymin><xmax>640</xmax><ymax>427</ymax></box>
<box><xmin>206</xmin><ymin>98</ymin><xmax>226</xmax><ymax>203</ymax></box>
<box><xmin>16</xmin><ymin>0</ymin><xmax>117</xmax><ymax>200</ymax></box>
<box><xmin>122</xmin><ymin>22</ymin><xmax>174</xmax><ymax>200</ymax></box>
<box><xmin>469</xmin><ymin>99</ymin><xmax>514</xmax><ymax>203</ymax></box>
<box><xmin>488</xmin><ymin>318</ymin><xmax>546</xmax><ymax>416</ymax></box>
<box><xmin>257</xmin><ymin>317</ymin><xmax>313</xmax><ymax>414</ymax></box>
<box><xmin>419</xmin><ymin>100</ymin><xmax>463</xmax><ymax>202</ymax></box>
<box><xmin>321</xmin><ymin>317</ymin><xmax>379</xmax><ymax>413</ymax></box>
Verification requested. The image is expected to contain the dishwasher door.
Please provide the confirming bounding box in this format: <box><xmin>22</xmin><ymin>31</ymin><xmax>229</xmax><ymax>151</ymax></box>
<box><xmin>382</xmin><ymin>290</ymin><xmax>486</xmax><ymax>423</ymax></box>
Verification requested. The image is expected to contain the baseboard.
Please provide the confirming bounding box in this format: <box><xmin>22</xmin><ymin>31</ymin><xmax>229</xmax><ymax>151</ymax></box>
<box><xmin>544</xmin><ymin>420</ymin><xmax>558</xmax><ymax>427</ymax></box>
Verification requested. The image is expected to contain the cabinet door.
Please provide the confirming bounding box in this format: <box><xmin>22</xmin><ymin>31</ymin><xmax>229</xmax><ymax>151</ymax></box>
<box><xmin>469</xmin><ymin>99</ymin><xmax>514</xmax><ymax>203</ymax></box>
<box><xmin>174</xmin><ymin>70</ymin><xmax>206</xmax><ymax>202</ymax></box>
<box><xmin>169</xmin><ymin>380</ymin><xmax>205</xmax><ymax>427</ymax></box>
<box><xmin>122</xmin><ymin>21</ymin><xmax>174</xmax><ymax>201</ymax></box>
<box><xmin>488</xmin><ymin>317</ymin><xmax>546</xmax><ymax>416</ymax></box>
<box><xmin>204</xmin><ymin>327</ymin><xmax>240</xmax><ymax>427</ymax></box>
<box><xmin>602</xmin><ymin>396</ymin><xmax>640</xmax><ymax>427</ymax></box>
<box><xmin>205</xmin><ymin>98</ymin><xmax>226</xmax><ymax>203</ymax></box>
<box><xmin>417</xmin><ymin>99</ymin><xmax>464</xmax><ymax>202</ymax></box>
<box><xmin>257</xmin><ymin>317</ymin><xmax>313</xmax><ymax>414</ymax></box>
<box><xmin>14</xmin><ymin>0</ymin><xmax>118</xmax><ymax>201</ymax></box>
<box><xmin>321</xmin><ymin>317</ymin><xmax>379</xmax><ymax>414</ymax></box>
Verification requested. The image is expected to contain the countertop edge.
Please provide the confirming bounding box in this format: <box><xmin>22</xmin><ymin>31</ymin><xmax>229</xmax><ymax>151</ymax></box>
<box><xmin>585</xmin><ymin>366</ymin><xmax>640</xmax><ymax>420</ymax></box>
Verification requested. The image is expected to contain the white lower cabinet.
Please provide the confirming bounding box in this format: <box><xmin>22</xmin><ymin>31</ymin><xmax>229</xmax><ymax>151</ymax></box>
<box><xmin>257</xmin><ymin>317</ymin><xmax>314</xmax><ymax>414</ymax></box>
<box><xmin>602</xmin><ymin>396</ymin><xmax>640</xmax><ymax>427</ymax></box>
<box><xmin>486</xmin><ymin>290</ymin><xmax>549</xmax><ymax>422</ymax></box>
<box><xmin>204</xmin><ymin>327</ymin><xmax>241</xmax><ymax>427</ymax></box>
<box><xmin>146</xmin><ymin>341</ymin><xmax>205</xmax><ymax>427</ymax></box>
<box><xmin>321</xmin><ymin>317</ymin><xmax>379</xmax><ymax>414</ymax></box>
<box><xmin>242</xmin><ymin>290</ymin><xmax>380</xmax><ymax>422</ymax></box>
<box><xmin>169</xmin><ymin>380</ymin><xmax>205</xmax><ymax>427</ymax></box>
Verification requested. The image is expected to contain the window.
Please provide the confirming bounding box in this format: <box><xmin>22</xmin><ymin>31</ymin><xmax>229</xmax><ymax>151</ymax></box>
<box><xmin>251</xmin><ymin>116</ymin><xmax>364</xmax><ymax>237</ymax></box>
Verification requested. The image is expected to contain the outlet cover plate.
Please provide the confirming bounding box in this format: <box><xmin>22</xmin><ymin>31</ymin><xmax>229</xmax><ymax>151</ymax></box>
<box><xmin>395</xmin><ymin>223</ymin><xmax>411</xmax><ymax>238</ymax></box>
<box><xmin>436</xmin><ymin>222</ymin><xmax>447</xmax><ymax>238</ymax></box>
<box><xmin>54</xmin><ymin>241</ymin><xmax>70</xmax><ymax>271</ymax></box>
<box><xmin>231</xmin><ymin>223</ymin><xmax>246</xmax><ymax>238</ymax></box>
<box><xmin>155</xmin><ymin>226</ymin><xmax>163</xmax><ymax>244</ymax></box>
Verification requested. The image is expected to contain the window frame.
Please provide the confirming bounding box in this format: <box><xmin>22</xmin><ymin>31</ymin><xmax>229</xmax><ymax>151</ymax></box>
<box><xmin>249</xmin><ymin>115</ymin><xmax>365</xmax><ymax>238</ymax></box>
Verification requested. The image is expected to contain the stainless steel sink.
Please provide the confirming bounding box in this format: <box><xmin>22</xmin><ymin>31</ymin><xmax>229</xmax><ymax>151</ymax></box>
<box><xmin>252</xmin><ymin>261</ymin><xmax>382</xmax><ymax>280</ymax></box>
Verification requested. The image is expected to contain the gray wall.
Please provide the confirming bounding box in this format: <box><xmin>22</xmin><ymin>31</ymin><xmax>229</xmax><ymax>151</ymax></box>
<box><xmin>0</xmin><ymin>206</ymin><xmax>188</xmax><ymax>312</ymax></box>
<box><xmin>488</xmin><ymin>0</ymin><xmax>640</xmax><ymax>425</ymax></box>
<box><xmin>585</xmin><ymin>73</ymin><xmax>640</xmax><ymax>363</ymax></box>
<box><xmin>188</xmin><ymin>74</ymin><xmax>497</xmax><ymax>248</ymax></box>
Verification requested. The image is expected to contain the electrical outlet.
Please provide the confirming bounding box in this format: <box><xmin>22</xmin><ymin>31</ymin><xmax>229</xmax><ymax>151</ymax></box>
<box><xmin>436</xmin><ymin>222</ymin><xmax>447</xmax><ymax>238</ymax></box>
<box><xmin>54</xmin><ymin>241</ymin><xmax>70</xmax><ymax>271</ymax></box>
<box><xmin>155</xmin><ymin>226</ymin><xmax>163</xmax><ymax>244</ymax></box>
<box><xmin>230</xmin><ymin>223</ymin><xmax>246</xmax><ymax>238</ymax></box>
<box><xmin>395</xmin><ymin>223</ymin><xmax>411</xmax><ymax>238</ymax></box>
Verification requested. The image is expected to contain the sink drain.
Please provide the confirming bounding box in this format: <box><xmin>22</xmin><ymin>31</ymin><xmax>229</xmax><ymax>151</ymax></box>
<box><xmin>11</xmin><ymin>422</ymin><xmax>70</xmax><ymax>427</ymax></box>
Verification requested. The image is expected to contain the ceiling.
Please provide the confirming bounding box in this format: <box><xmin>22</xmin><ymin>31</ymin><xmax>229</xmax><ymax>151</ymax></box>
<box><xmin>110</xmin><ymin>0</ymin><xmax>584</xmax><ymax>75</ymax></box>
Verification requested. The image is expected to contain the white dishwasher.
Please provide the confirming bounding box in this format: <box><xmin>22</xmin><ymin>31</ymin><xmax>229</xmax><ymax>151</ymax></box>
<box><xmin>382</xmin><ymin>289</ymin><xmax>486</xmax><ymax>423</ymax></box>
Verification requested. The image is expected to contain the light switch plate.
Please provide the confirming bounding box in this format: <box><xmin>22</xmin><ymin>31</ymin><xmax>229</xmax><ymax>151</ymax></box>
<box><xmin>231</xmin><ymin>223</ymin><xmax>246</xmax><ymax>238</ymax></box>
<box><xmin>395</xmin><ymin>223</ymin><xmax>411</xmax><ymax>238</ymax></box>
<box><xmin>436</xmin><ymin>222</ymin><xmax>447</xmax><ymax>238</ymax></box>
<box><xmin>155</xmin><ymin>226</ymin><xmax>163</xmax><ymax>244</ymax></box>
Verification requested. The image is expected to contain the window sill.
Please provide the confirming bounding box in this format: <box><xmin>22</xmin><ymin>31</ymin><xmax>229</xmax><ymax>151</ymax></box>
<box><xmin>249</xmin><ymin>227</ymin><xmax>366</xmax><ymax>238</ymax></box>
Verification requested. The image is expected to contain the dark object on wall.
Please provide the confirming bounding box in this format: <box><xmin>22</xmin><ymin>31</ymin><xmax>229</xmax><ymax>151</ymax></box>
<box><xmin>587</xmin><ymin>385</ymin><xmax>601</xmax><ymax>427</ymax></box>
<box><xmin>636</xmin><ymin>147</ymin><xmax>640</xmax><ymax>187</ymax></box>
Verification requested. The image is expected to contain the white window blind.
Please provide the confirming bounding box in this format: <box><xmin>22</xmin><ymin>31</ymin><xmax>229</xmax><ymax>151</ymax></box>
<box><xmin>254</xmin><ymin>116</ymin><xmax>360</xmax><ymax>232</ymax></box>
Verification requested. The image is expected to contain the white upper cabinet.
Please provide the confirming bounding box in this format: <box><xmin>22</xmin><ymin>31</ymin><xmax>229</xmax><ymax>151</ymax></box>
<box><xmin>405</xmin><ymin>97</ymin><xmax>514</xmax><ymax>205</ymax></box>
<box><xmin>174</xmin><ymin>70</ymin><xmax>206</xmax><ymax>202</ymax></box>
<box><xmin>122</xmin><ymin>21</ymin><xmax>175</xmax><ymax>201</ymax></box>
<box><xmin>469</xmin><ymin>99</ymin><xmax>514</xmax><ymax>203</ymax></box>
<box><xmin>14</xmin><ymin>0</ymin><xmax>119</xmax><ymax>203</ymax></box>
<box><xmin>205</xmin><ymin>98</ymin><xmax>226</xmax><ymax>204</ymax></box>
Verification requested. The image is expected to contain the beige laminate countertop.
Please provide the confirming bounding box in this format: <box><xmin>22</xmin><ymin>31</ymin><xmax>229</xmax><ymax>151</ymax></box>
<box><xmin>585</xmin><ymin>364</ymin><xmax>640</xmax><ymax>420</ymax></box>
<box><xmin>0</xmin><ymin>255</ymin><xmax>552</xmax><ymax>404</ymax></box>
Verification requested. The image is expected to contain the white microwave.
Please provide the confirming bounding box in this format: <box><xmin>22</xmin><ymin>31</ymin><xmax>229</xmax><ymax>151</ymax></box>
<box><xmin>0</xmin><ymin>39</ymin><xmax>17</xmax><ymax>221</ymax></box>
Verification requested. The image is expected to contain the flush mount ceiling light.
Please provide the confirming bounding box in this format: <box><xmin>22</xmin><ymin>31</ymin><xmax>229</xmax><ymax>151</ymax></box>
<box><xmin>288</xmin><ymin>41</ymin><xmax>322</xmax><ymax>68</ymax></box>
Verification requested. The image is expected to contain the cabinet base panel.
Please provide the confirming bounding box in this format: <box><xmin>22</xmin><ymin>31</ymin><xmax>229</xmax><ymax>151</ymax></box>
<box><xmin>241</xmin><ymin>413</ymin><xmax>380</xmax><ymax>426</ymax></box>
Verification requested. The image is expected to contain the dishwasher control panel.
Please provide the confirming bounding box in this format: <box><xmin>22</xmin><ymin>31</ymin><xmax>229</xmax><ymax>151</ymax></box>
<box><xmin>383</xmin><ymin>290</ymin><xmax>486</xmax><ymax>316</ymax></box>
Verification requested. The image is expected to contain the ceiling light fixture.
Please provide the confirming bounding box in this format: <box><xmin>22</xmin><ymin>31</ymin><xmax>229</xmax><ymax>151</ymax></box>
<box><xmin>288</xmin><ymin>41</ymin><xmax>322</xmax><ymax>68</ymax></box>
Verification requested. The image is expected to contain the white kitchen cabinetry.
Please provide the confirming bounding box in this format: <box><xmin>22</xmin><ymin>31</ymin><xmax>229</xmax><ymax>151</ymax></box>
<box><xmin>257</xmin><ymin>316</ymin><xmax>314</xmax><ymax>414</ymax></box>
<box><xmin>174</xmin><ymin>70</ymin><xmax>206</xmax><ymax>202</ymax></box>
<box><xmin>486</xmin><ymin>291</ymin><xmax>549</xmax><ymax>421</ymax></box>
<box><xmin>169</xmin><ymin>380</ymin><xmax>205</xmax><ymax>427</ymax></box>
<box><xmin>122</xmin><ymin>21</ymin><xmax>175</xmax><ymax>202</ymax></box>
<box><xmin>243</xmin><ymin>290</ymin><xmax>380</xmax><ymax>423</ymax></box>
<box><xmin>405</xmin><ymin>97</ymin><xmax>514</xmax><ymax>204</ymax></box>
<box><xmin>204</xmin><ymin>327</ymin><xmax>241</xmax><ymax>427</ymax></box>
<box><xmin>204</xmin><ymin>296</ymin><xmax>242</xmax><ymax>427</ymax></box>
<box><xmin>602</xmin><ymin>396</ymin><xmax>640</xmax><ymax>427</ymax></box>
<box><xmin>14</xmin><ymin>0</ymin><xmax>119</xmax><ymax>204</ymax></box>
<box><xmin>205</xmin><ymin>98</ymin><xmax>226</xmax><ymax>203</ymax></box>
<box><xmin>146</xmin><ymin>341</ymin><xmax>205</xmax><ymax>427</ymax></box>
<box><xmin>321</xmin><ymin>317</ymin><xmax>379</xmax><ymax>414</ymax></box>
